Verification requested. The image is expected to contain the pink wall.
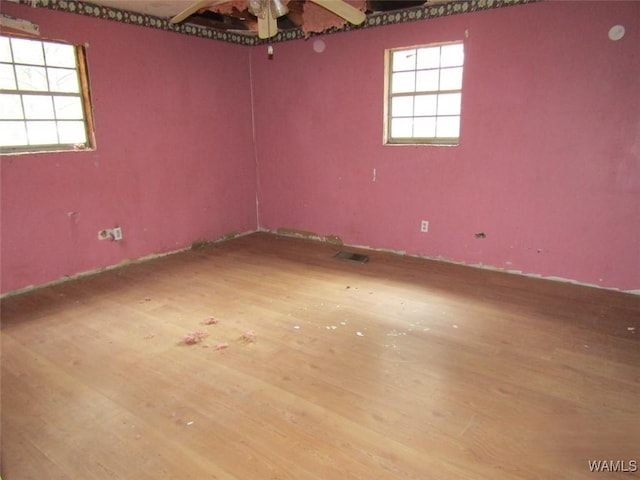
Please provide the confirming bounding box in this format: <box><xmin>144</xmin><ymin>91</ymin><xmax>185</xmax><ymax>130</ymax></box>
<box><xmin>1</xmin><ymin>3</ymin><xmax>257</xmax><ymax>294</ymax></box>
<box><xmin>2</xmin><ymin>1</ymin><xmax>638</xmax><ymax>294</ymax></box>
<box><xmin>252</xmin><ymin>1</ymin><xmax>640</xmax><ymax>291</ymax></box>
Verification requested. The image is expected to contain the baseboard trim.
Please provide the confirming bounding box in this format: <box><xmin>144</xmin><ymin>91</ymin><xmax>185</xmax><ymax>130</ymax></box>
<box><xmin>262</xmin><ymin>228</ymin><xmax>639</xmax><ymax>296</ymax></box>
<box><xmin>4</xmin><ymin>228</ymin><xmax>636</xmax><ymax>298</ymax></box>
<box><xmin>0</xmin><ymin>229</ymin><xmax>258</xmax><ymax>299</ymax></box>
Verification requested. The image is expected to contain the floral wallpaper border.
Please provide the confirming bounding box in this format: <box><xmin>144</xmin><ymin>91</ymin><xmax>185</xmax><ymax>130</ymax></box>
<box><xmin>19</xmin><ymin>0</ymin><xmax>539</xmax><ymax>45</ymax></box>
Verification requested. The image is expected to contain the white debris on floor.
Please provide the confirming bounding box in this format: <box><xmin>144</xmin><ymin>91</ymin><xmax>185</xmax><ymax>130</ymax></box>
<box><xmin>387</xmin><ymin>330</ymin><xmax>407</xmax><ymax>337</ymax></box>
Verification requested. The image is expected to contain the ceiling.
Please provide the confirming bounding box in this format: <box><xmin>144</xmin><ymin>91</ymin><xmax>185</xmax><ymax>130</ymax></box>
<box><xmin>86</xmin><ymin>0</ymin><xmax>432</xmax><ymax>37</ymax></box>
<box><xmin>14</xmin><ymin>0</ymin><xmax>536</xmax><ymax>44</ymax></box>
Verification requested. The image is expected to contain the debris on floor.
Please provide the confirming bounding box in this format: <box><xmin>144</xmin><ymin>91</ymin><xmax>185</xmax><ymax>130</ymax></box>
<box><xmin>293</xmin><ymin>325</ymin><xmax>301</xmax><ymax>330</ymax></box>
<box><xmin>387</xmin><ymin>330</ymin><xmax>407</xmax><ymax>337</ymax></box>
<box><xmin>183</xmin><ymin>330</ymin><xmax>209</xmax><ymax>345</ymax></box>
<box><xmin>215</xmin><ymin>342</ymin><xmax>229</xmax><ymax>350</ymax></box>
<box><xmin>356</xmin><ymin>331</ymin><xmax>364</xmax><ymax>337</ymax></box>
<box><xmin>203</xmin><ymin>317</ymin><xmax>219</xmax><ymax>325</ymax></box>
<box><xmin>241</xmin><ymin>330</ymin><xmax>256</xmax><ymax>343</ymax></box>
<box><xmin>143</xmin><ymin>333</ymin><xmax>156</xmax><ymax>340</ymax></box>
<box><xmin>628</xmin><ymin>327</ymin><xmax>636</xmax><ymax>332</ymax></box>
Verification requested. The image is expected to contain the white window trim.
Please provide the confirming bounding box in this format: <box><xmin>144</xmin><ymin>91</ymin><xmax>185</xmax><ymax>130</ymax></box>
<box><xmin>384</xmin><ymin>41</ymin><xmax>464</xmax><ymax>146</ymax></box>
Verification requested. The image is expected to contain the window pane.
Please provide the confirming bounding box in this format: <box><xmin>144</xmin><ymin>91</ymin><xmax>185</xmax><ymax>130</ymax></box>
<box><xmin>436</xmin><ymin>116</ymin><xmax>460</xmax><ymax>138</ymax></box>
<box><xmin>44</xmin><ymin>43</ymin><xmax>76</xmax><ymax>68</ymax></box>
<box><xmin>392</xmin><ymin>49</ymin><xmax>416</xmax><ymax>72</ymax></box>
<box><xmin>57</xmin><ymin>121</ymin><xmax>87</xmax><ymax>144</ymax></box>
<box><xmin>439</xmin><ymin>67</ymin><xmax>463</xmax><ymax>91</ymax></box>
<box><xmin>11</xmin><ymin>38</ymin><xmax>45</xmax><ymax>65</ymax></box>
<box><xmin>0</xmin><ymin>38</ymin><xmax>12</xmax><ymax>62</ymax></box>
<box><xmin>54</xmin><ymin>96</ymin><xmax>84</xmax><ymax>119</ymax></box>
<box><xmin>23</xmin><ymin>95</ymin><xmax>55</xmax><ymax>119</ymax></box>
<box><xmin>15</xmin><ymin>65</ymin><xmax>48</xmax><ymax>91</ymax></box>
<box><xmin>416</xmin><ymin>70</ymin><xmax>439</xmax><ymax>92</ymax></box>
<box><xmin>0</xmin><ymin>63</ymin><xmax>16</xmax><ymax>89</ymax></box>
<box><xmin>0</xmin><ymin>94</ymin><xmax>23</xmax><ymax>119</ymax></box>
<box><xmin>414</xmin><ymin>117</ymin><xmax>436</xmax><ymax>138</ymax></box>
<box><xmin>391</xmin><ymin>96</ymin><xmax>413</xmax><ymax>117</ymax></box>
<box><xmin>26</xmin><ymin>120</ymin><xmax>58</xmax><ymax>145</ymax></box>
<box><xmin>391</xmin><ymin>118</ymin><xmax>413</xmax><ymax>138</ymax></box>
<box><xmin>417</xmin><ymin>47</ymin><xmax>440</xmax><ymax>69</ymax></box>
<box><xmin>391</xmin><ymin>71</ymin><xmax>415</xmax><ymax>93</ymax></box>
<box><xmin>48</xmin><ymin>68</ymin><xmax>79</xmax><ymax>93</ymax></box>
<box><xmin>437</xmin><ymin>93</ymin><xmax>461</xmax><ymax>115</ymax></box>
<box><xmin>0</xmin><ymin>121</ymin><xmax>28</xmax><ymax>146</ymax></box>
<box><xmin>441</xmin><ymin>43</ymin><xmax>464</xmax><ymax>67</ymax></box>
<box><xmin>414</xmin><ymin>95</ymin><xmax>437</xmax><ymax>116</ymax></box>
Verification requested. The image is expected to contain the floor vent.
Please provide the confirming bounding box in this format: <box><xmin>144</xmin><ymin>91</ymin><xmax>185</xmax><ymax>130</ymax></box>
<box><xmin>334</xmin><ymin>251</ymin><xmax>370</xmax><ymax>263</ymax></box>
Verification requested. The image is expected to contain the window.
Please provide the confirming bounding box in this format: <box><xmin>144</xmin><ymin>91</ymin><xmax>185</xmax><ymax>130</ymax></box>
<box><xmin>384</xmin><ymin>42</ymin><xmax>464</xmax><ymax>145</ymax></box>
<box><xmin>0</xmin><ymin>35</ymin><xmax>95</xmax><ymax>154</ymax></box>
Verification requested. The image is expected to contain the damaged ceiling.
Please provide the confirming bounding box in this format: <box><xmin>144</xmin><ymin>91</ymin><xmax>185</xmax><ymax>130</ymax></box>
<box><xmin>173</xmin><ymin>1</ymin><xmax>430</xmax><ymax>37</ymax></box>
<box><xmin>15</xmin><ymin>0</ymin><xmax>537</xmax><ymax>44</ymax></box>
<box><xmin>86</xmin><ymin>0</ymin><xmax>449</xmax><ymax>37</ymax></box>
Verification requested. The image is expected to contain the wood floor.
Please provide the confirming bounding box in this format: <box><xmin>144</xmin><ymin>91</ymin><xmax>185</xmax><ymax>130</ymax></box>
<box><xmin>1</xmin><ymin>232</ymin><xmax>639</xmax><ymax>479</ymax></box>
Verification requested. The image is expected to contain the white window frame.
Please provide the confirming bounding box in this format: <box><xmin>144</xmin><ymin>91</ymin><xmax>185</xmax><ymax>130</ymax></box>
<box><xmin>384</xmin><ymin>41</ymin><xmax>464</xmax><ymax>145</ymax></box>
<box><xmin>0</xmin><ymin>34</ymin><xmax>95</xmax><ymax>155</ymax></box>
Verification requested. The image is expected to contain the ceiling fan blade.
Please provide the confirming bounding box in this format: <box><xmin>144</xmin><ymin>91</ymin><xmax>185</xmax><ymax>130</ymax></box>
<box><xmin>257</xmin><ymin>5</ymin><xmax>278</xmax><ymax>39</ymax></box>
<box><xmin>307</xmin><ymin>0</ymin><xmax>366</xmax><ymax>25</ymax></box>
<box><xmin>169</xmin><ymin>0</ymin><xmax>228</xmax><ymax>24</ymax></box>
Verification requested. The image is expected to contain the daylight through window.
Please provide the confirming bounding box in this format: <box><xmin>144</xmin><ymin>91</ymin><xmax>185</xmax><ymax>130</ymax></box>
<box><xmin>385</xmin><ymin>42</ymin><xmax>464</xmax><ymax>145</ymax></box>
<box><xmin>0</xmin><ymin>35</ymin><xmax>94</xmax><ymax>154</ymax></box>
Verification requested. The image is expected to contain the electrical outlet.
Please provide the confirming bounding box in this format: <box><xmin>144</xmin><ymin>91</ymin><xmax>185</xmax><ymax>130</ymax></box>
<box><xmin>420</xmin><ymin>220</ymin><xmax>429</xmax><ymax>233</ymax></box>
<box><xmin>98</xmin><ymin>227</ymin><xmax>123</xmax><ymax>241</ymax></box>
